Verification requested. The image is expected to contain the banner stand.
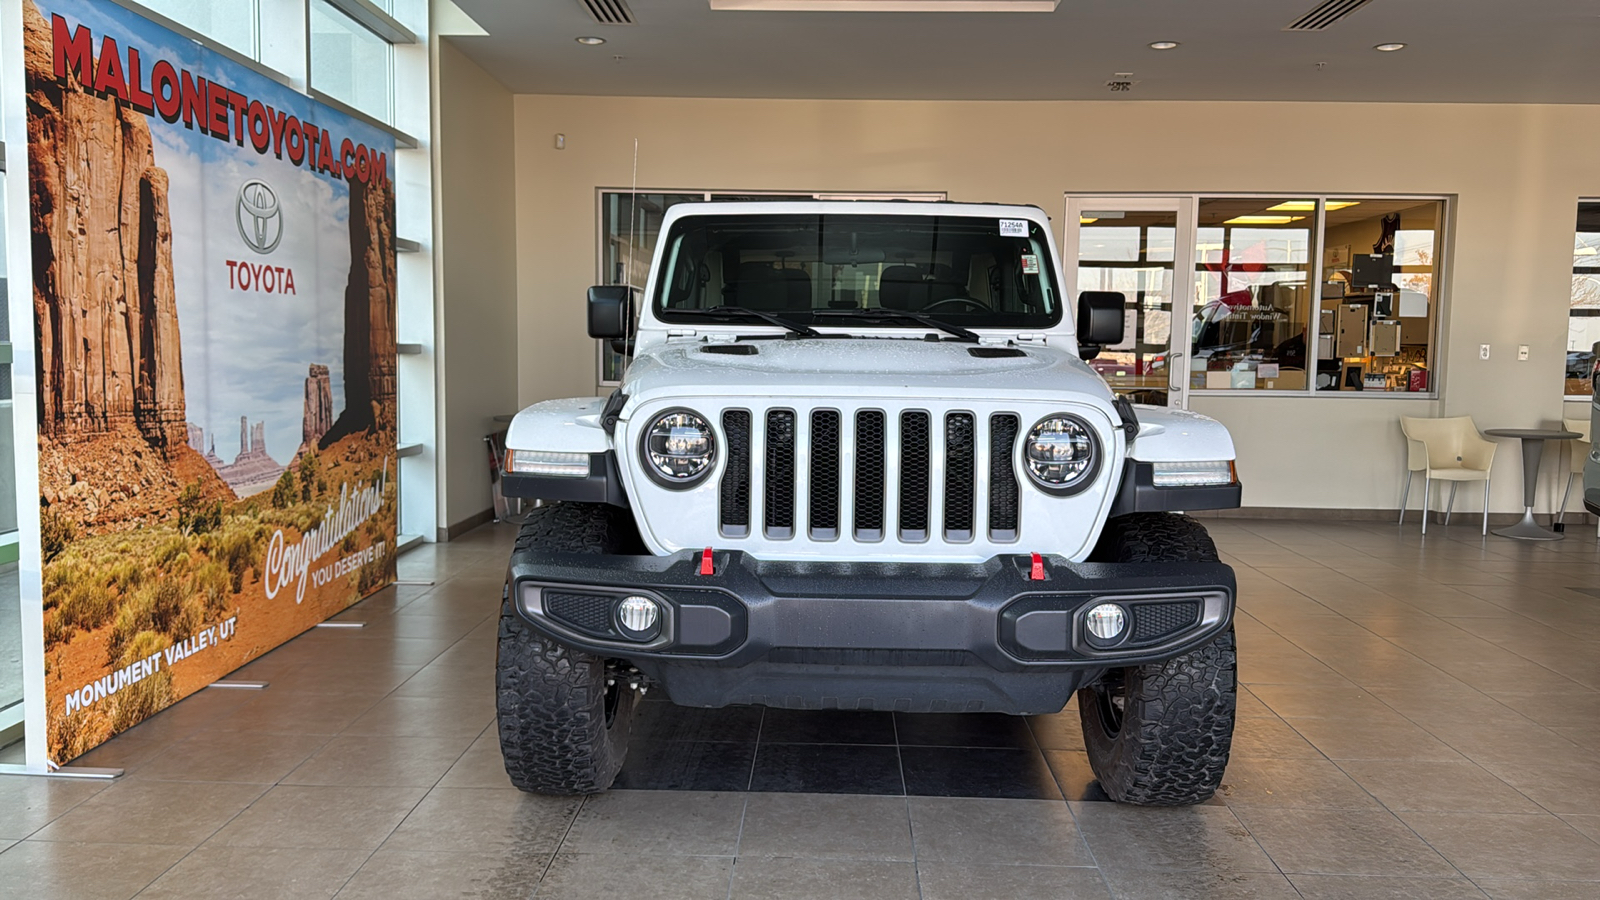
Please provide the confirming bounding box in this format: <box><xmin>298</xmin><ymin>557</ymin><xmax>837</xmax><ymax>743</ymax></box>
<box><xmin>0</xmin><ymin>762</ymin><xmax>123</xmax><ymax>779</ymax></box>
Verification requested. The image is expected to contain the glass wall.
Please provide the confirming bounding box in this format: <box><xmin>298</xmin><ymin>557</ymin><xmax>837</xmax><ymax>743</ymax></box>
<box><xmin>140</xmin><ymin>0</ymin><xmax>258</xmax><ymax>56</ymax></box>
<box><xmin>310</xmin><ymin>0</ymin><xmax>394</xmax><ymax>122</ymax></box>
<box><xmin>596</xmin><ymin>191</ymin><xmax>947</xmax><ymax>385</ymax></box>
<box><xmin>1568</xmin><ymin>201</ymin><xmax>1600</xmax><ymax>397</ymax></box>
<box><xmin>1076</xmin><ymin>210</ymin><xmax>1178</xmax><ymax>404</ymax></box>
<box><xmin>1317</xmin><ymin>199</ymin><xmax>1443</xmax><ymax>393</ymax></box>
<box><xmin>1191</xmin><ymin>199</ymin><xmax>1314</xmax><ymax>391</ymax></box>
<box><xmin>0</xmin><ymin>175</ymin><xmax>19</xmax><ymax>756</ymax></box>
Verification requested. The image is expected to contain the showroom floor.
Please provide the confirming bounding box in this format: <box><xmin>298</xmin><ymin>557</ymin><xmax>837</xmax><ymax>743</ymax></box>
<box><xmin>1</xmin><ymin>517</ymin><xmax>1599</xmax><ymax>899</ymax></box>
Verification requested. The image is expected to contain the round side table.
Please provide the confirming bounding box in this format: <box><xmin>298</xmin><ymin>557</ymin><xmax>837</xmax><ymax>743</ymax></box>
<box><xmin>1484</xmin><ymin>428</ymin><xmax>1582</xmax><ymax>540</ymax></box>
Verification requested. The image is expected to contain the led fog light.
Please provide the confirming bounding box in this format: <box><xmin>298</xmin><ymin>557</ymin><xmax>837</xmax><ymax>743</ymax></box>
<box><xmin>617</xmin><ymin>595</ymin><xmax>660</xmax><ymax>638</ymax></box>
<box><xmin>1085</xmin><ymin>603</ymin><xmax>1127</xmax><ymax>643</ymax></box>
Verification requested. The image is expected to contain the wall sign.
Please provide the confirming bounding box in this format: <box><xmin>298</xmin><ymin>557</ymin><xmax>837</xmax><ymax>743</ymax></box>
<box><xmin>24</xmin><ymin>0</ymin><xmax>398</xmax><ymax>762</ymax></box>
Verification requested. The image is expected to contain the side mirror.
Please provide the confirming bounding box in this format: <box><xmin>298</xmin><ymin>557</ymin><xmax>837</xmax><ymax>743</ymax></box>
<box><xmin>587</xmin><ymin>285</ymin><xmax>635</xmax><ymax>340</ymax></box>
<box><xmin>1076</xmin><ymin>291</ymin><xmax>1126</xmax><ymax>361</ymax></box>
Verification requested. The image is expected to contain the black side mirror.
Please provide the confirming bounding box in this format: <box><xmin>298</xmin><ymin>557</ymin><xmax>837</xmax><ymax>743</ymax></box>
<box><xmin>588</xmin><ymin>285</ymin><xmax>635</xmax><ymax>340</ymax></box>
<box><xmin>1076</xmin><ymin>291</ymin><xmax>1126</xmax><ymax>361</ymax></box>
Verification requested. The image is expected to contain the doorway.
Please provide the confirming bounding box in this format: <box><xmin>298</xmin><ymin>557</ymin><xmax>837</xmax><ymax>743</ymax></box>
<box><xmin>1063</xmin><ymin>197</ymin><xmax>1196</xmax><ymax>409</ymax></box>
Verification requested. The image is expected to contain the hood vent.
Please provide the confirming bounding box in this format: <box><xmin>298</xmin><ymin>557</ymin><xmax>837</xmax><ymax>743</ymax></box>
<box><xmin>1283</xmin><ymin>0</ymin><xmax>1374</xmax><ymax>31</ymax></box>
<box><xmin>580</xmin><ymin>0</ymin><xmax>636</xmax><ymax>25</ymax></box>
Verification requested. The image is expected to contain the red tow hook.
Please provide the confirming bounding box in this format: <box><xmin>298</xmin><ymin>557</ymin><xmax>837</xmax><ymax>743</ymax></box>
<box><xmin>1029</xmin><ymin>552</ymin><xmax>1046</xmax><ymax>581</ymax></box>
<box><xmin>700</xmin><ymin>547</ymin><xmax>715</xmax><ymax>576</ymax></box>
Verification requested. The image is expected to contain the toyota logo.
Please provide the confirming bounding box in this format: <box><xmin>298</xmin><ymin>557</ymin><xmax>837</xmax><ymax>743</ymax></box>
<box><xmin>236</xmin><ymin>179</ymin><xmax>282</xmax><ymax>254</ymax></box>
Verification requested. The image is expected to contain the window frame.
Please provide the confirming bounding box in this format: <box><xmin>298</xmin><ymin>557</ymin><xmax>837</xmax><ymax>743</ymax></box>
<box><xmin>1067</xmin><ymin>192</ymin><xmax>1452</xmax><ymax>401</ymax></box>
<box><xmin>1565</xmin><ymin>198</ymin><xmax>1600</xmax><ymax>399</ymax></box>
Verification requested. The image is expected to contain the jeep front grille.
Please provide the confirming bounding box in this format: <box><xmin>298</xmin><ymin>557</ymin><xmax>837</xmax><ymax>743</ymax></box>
<box><xmin>717</xmin><ymin>404</ymin><xmax>1024</xmax><ymax>546</ymax></box>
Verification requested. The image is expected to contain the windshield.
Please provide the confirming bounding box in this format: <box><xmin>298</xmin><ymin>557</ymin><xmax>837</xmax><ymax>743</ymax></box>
<box><xmin>653</xmin><ymin>213</ymin><xmax>1062</xmax><ymax>330</ymax></box>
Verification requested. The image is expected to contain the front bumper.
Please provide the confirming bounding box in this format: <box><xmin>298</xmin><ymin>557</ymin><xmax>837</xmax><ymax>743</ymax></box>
<box><xmin>507</xmin><ymin>547</ymin><xmax>1235</xmax><ymax>714</ymax></box>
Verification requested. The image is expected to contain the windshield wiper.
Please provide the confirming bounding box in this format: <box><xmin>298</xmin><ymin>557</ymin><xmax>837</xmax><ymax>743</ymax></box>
<box><xmin>811</xmin><ymin>308</ymin><xmax>980</xmax><ymax>343</ymax></box>
<box><xmin>666</xmin><ymin>306</ymin><xmax>820</xmax><ymax>338</ymax></box>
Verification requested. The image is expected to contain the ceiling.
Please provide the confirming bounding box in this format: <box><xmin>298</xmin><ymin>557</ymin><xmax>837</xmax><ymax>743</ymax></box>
<box><xmin>447</xmin><ymin>0</ymin><xmax>1600</xmax><ymax>104</ymax></box>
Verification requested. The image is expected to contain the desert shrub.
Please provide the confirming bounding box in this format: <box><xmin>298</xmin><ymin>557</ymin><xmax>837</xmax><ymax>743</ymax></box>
<box><xmin>176</xmin><ymin>483</ymin><xmax>222</xmax><ymax>535</ymax></box>
<box><xmin>298</xmin><ymin>452</ymin><xmax>321</xmax><ymax>503</ymax></box>
<box><xmin>58</xmin><ymin>580</ymin><xmax>115</xmax><ymax>632</ymax></box>
<box><xmin>271</xmin><ymin>468</ymin><xmax>297</xmax><ymax>510</ymax></box>
<box><xmin>40</xmin><ymin>507</ymin><xmax>76</xmax><ymax>562</ymax></box>
<box><xmin>216</xmin><ymin>527</ymin><xmax>259</xmax><ymax>593</ymax></box>
<box><xmin>107</xmin><ymin>630</ymin><xmax>176</xmax><ymax>732</ymax></box>
<box><xmin>43</xmin><ymin>559</ymin><xmax>90</xmax><ymax>604</ymax></box>
<box><xmin>341</xmin><ymin>531</ymin><xmax>359</xmax><ymax>554</ymax></box>
<box><xmin>105</xmin><ymin>558</ymin><xmax>145</xmax><ymax>594</ymax></box>
<box><xmin>43</xmin><ymin>611</ymin><xmax>71</xmax><ymax>649</ymax></box>
<box><xmin>154</xmin><ymin>533</ymin><xmax>190</xmax><ymax>567</ymax></box>
<box><xmin>48</xmin><ymin>704</ymin><xmax>93</xmax><ymax>762</ymax></box>
<box><xmin>108</xmin><ymin>579</ymin><xmax>193</xmax><ymax>664</ymax></box>
<box><xmin>193</xmin><ymin>560</ymin><xmax>231</xmax><ymax>618</ymax></box>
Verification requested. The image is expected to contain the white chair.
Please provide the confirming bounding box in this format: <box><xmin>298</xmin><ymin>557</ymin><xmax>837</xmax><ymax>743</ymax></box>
<box><xmin>1399</xmin><ymin>416</ymin><xmax>1497</xmax><ymax>535</ymax></box>
<box><xmin>1555</xmin><ymin>416</ymin><xmax>1591</xmax><ymax>527</ymax></box>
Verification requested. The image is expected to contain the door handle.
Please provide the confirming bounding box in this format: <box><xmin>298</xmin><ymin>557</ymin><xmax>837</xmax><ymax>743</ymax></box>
<box><xmin>1166</xmin><ymin>352</ymin><xmax>1185</xmax><ymax>391</ymax></box>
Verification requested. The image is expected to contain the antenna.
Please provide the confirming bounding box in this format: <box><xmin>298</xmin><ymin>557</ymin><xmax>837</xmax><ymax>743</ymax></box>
<box><xmin>621</xmin><ymin>138</ymin><xmax>640</xmax><ymax>376</ymax></box>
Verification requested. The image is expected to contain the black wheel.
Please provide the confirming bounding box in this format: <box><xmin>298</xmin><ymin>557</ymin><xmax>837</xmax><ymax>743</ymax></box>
<box><xmin>1078</xmin><ymin>513</ymin><xmax>1237</xmax><ymax>806</ymax></box>
<box><xmin>497</xmin><ymin>502</ymin><xmax>643</xmax><ymax>795</ymax></box>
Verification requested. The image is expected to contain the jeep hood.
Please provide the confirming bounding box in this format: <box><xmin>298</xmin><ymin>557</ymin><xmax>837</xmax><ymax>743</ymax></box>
<box><xmin>621</xmin><ymin>339</ymin><xmax>1115</xmax><ymax>405</ymax></box>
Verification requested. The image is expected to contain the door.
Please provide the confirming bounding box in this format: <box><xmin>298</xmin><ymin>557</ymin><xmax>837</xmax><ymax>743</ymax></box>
<box><xmin>1063</xmin><ymin>197</ymin><xmax>1196</xmax><ymax>408</ymax></box>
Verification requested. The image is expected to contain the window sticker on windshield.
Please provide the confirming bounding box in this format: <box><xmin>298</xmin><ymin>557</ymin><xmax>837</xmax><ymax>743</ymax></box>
<box><xmin>999</xmin><ymin>219</ymin><xmax>1029</xmax><ymax>238</ymax></box>
<box><xmin>1021</xmin><ymin>254</ymin><xmax>1040</xmax><ymax>274</ymax></box>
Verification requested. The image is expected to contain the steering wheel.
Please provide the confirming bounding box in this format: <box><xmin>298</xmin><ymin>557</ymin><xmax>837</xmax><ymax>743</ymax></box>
<box><xmin>921</xmin><ymin>296</ymin><xmax>993</xmax><ymax>314</ymax></box>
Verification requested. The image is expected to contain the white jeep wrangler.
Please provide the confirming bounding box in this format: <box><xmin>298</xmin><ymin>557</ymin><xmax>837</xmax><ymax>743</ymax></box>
<box><xmin>497</xmin><ymin>201</ymin><xmax>1242</xmax><ymax>805</ymax></box>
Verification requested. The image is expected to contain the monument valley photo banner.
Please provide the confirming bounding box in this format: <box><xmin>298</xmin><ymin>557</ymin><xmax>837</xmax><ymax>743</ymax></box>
<box><xmin>26</xmin><ymin>0</ymin><xmax>399</xmax><ymax>762</ymax></box>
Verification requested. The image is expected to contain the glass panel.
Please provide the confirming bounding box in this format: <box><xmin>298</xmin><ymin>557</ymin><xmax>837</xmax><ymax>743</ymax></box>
<box><xmin>1075</xmin><ymin>210</ymin><xmax>1178</xmax><ymax>405</ymax></box>
<box><xmin>139</xmin><ymin>0</ymin><xmax>257</xmax><ymax>57</ymax></box>
<box><xmin>311</xmin><ymin>0</ymin><xmax>393</xmax><ymax>123</ymax></box>
<box><xmin>0</xmin><ymin>174</ymin><xmax>18</xmax><ymax>752</ymax></box>
<box><xmin>1567</xmin><ymin>201</ymin><xmax>1600</xmax><ymax>396</ymax></box>
<box><xmin>1319</xmin><ymin>199</ymin><xmax>1443</xmax><ymax>393</ymax></box>
<box><xmin>599</xmin><ymin>193</ymin><xmax>704</xmax><ymax>383</ymax></box>
<box><xmin>1191</xmin><ymin>199</ymin><xmax>1313</xmax><ymax>391</ymax></box>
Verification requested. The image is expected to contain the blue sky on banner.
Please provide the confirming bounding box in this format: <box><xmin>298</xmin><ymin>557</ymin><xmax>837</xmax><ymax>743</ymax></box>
<box><xmin>42</xmin><ymin>0</ymin><xmax>396</xmax><ymax>474</ymax></box>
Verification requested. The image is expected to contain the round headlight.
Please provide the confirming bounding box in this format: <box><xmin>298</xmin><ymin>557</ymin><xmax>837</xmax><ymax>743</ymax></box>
<box><xmin>1024</xmin><ymin>415</ymin><xmax>1100</xmax><ymax>494</ymax></box>
<box><xmin>642</xmin><ymin>409</ymin><xmax>716</xmax><ymax>486</ymax></box>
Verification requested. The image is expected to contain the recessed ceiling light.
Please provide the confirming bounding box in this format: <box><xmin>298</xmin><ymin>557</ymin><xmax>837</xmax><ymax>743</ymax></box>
<box><xmin>1374</xmin><ymin>42</ymin><xmax>1406</xmax><ymax>52</ymax></box>
<box><xmin>709</xmin><ymin>1</ymin><xmax>1061</xmax><ymax>10</ymax></box>
<box><xmin>1149</xmin><ymin>41</ymin><xmax>1179</xmax><ymax>50</ymax></box>
<box><xmin>576</xmin><ymin>36</ymin><xmax>606</xmax><ymax>45</ymax></box>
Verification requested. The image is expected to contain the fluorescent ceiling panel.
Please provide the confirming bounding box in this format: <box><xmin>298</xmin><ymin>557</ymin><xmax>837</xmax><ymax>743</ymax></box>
<box><xmin>710</xmin><ymin>1</ymin><xmax>1061</xmax><ymax>11</ymax></box>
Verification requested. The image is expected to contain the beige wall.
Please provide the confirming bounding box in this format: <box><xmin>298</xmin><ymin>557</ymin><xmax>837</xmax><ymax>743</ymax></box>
<box><xmin>512</xmin><ymin>94</ymin><xmax>1599</xmax><ymax>514</ymax></box>
<box><xmin>437</xmin><ymin>42</ymin><xmax>519</xmax><ymax>531</ymax></box>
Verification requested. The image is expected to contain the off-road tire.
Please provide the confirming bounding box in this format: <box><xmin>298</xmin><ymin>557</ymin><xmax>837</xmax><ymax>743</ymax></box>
<box><xmin>497</xmin><ymin>502</ymin><xmax>643</xmax><ymax>795</ymax></box>
<box><xmin>1079</xmin><ymin>512</ymin><xmax>1236</xmax><ymax>806</ymax></box>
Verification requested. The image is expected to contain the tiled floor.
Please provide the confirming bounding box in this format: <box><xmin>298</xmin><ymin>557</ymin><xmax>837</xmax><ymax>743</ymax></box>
<box><xmin>2</xmin><ymin>517</ymin><xmax>1599</xmax><ymax>898</ymax></box>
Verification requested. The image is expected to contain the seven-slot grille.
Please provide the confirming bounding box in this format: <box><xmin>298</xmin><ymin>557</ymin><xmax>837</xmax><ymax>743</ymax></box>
<box><xmin>718</xmin><ymin>406</ymin><xmax>1025</xmax><ymax>545</ymax></box>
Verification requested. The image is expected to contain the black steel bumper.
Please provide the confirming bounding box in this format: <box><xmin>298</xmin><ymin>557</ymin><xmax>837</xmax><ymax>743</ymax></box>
<box><xmin>507</xmin><ymin>547</ymin><xmax>1235</xmax><ymax>714</ymax></box>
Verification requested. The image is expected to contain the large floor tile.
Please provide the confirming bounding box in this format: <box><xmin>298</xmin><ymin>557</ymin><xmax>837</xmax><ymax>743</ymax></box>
<box><xmin>560</xmin><ymin>791</ymin><xmax>746</xmax><ymax>857</ymax></box>
<box><xmin>1474</xmin><ymin>879</ymin><xmax>1600</xmax><ymax>899</ymax></box>
<box><xmin>737</xmin><ymin>793</ymin><xmax>912</xmax><ymax>860</ymax></box>
<box><xmin>1286</xmin><ymin>874</ymin><xmax>1492</xmax><ymax>899</ymax></box>
<box><xmin>282</xmin><ymin>734</ymin><xmax>476</xmax><ymax>787</ymax></box>
<box><xmin>727</xmin><ymin>857</ymin><xmax>918</xmax><ymax>900</ymax></box>
<box><xmin>337</xmin><ymin>849</ymin><xmax>551</xmax><ymax>900</ymax></box>
<box><xmin>893</xmin><ymin>712</ymin><xmax>1037</xmax><ymax>749</ymax></box>
<box><xmin>134</xmin><ymin>730</ymin><xmax>330</xmax><ymax>783</ymax></box>
<box><xmin>1396</xmin><ymin>811</ymin><xmax>1600</xmax><ymax>881</ymax></box>
<box><xmin>1231</xmin><ymin>807</ymin><xmax>1457</xmax><ymax>877</ymax></box>
<box><xmin>30</xmin><ymin>779</ymin><xmax>265</xmax><ymax>846</ymax></box>
<box><xmin>138</xmin><ymin>844</ymin><xmax>368</xmax><ymax>899</ymax></box>
<box><xmin>534</xmin><ymin>853</ymin><xmax>732</xmax><ymax>899</ymax></box>
<box><xmin>747</xmin><ymin>743</ymin><xmax>902</xmax><ymax>795</ymax></box>
<box><xmin>612</xmin><ymin>739</ymin><xmax>757</xmax><ymax>792</ymax></box>
<box><xmin>0</xmin><ymin>840</ymin><xmax>189</xmax><ymax>900</ymax></box>
<box><xmin>1072</xmin><ymin>802</ymin><xmax>1278</xmax><ymax>874</ymax></box>
<box><xmin>900</xmin><ymin>746</ymin><xmax>1061</xmax><ymax>800</ymax></box>
<box><xmin>342</xmin><ymin>694</ymin><xmax>496</xmax><ymax>738</ymax></box>
<box><xmin>1336</xmin><ymin>760</ymin><xmax>1542</xmax><ymax>814</ymax></box>
<box><xmin>918</xmin><ymin>862</ymin><xmax>1110</xmax><ymax>900</ymax></box>
<box><xmin>1219</xmin><ymin>758</ymin><xmax>1380</xmax><ymax>809</ymax></box>
<box><xmin>207</xmin><ymin>783</ymin><xmax>427</xmax><ymax>850</ymax></box>
<box><xmin>1097</xmin><ymin>869</ymin><xmax>1302</xmax><ymax>900</ymax></box>
<box><xmin>381</xmin><ymin>787</ymin><xmax>581</xmax><ymax>855</ymax></box>
<box><xmin>0</xmin><ymin>776</ymin><xmax>108</xmax><ymax>840</ymax></box>
<box><xmin>908</xmin><ymin>796</ymin><xmax>1091</xmax><ymax>867</ymax></box>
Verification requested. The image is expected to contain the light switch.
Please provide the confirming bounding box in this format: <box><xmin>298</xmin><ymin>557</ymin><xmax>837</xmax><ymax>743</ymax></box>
<box><xmin>1518</xmin><ymin>345</ymin><xmax>1530</xmax><ymax>361</ymax></box>
<box><xmin>1480</xmin><ymin>344</ymin><xmax>1491</xmax><ymax>360</ymax></box>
